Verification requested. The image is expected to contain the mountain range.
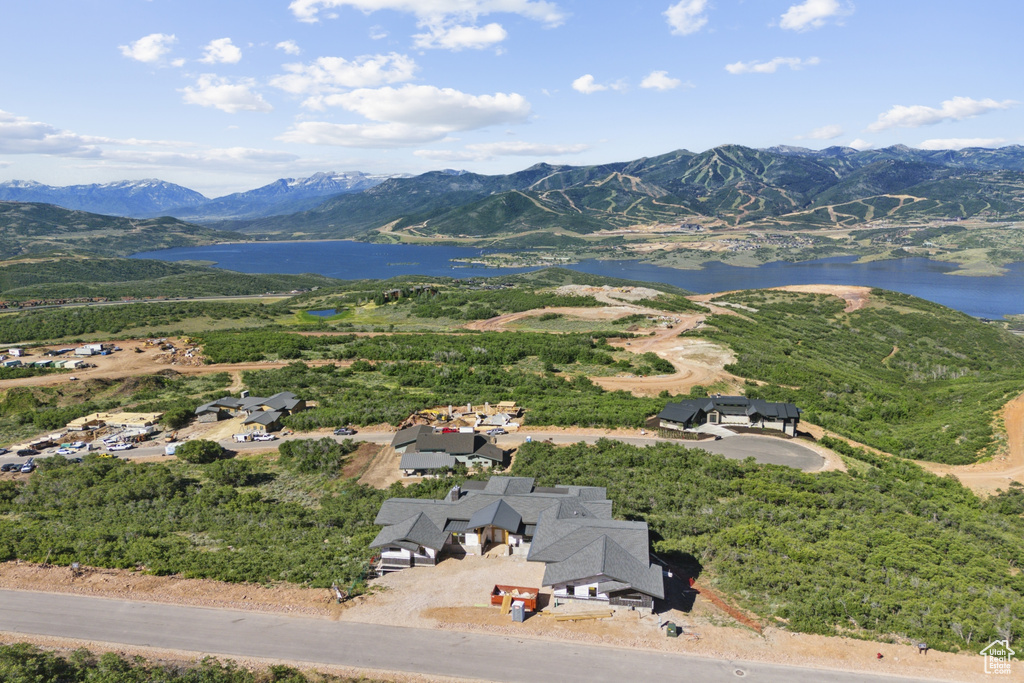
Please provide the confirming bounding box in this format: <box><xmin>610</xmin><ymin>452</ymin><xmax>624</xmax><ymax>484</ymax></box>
<box><xmin>3</xmin><ymin>144</ymin><xmax>1024</xmax><ymax>245</ymax></box>
<box><xmin>0</xmin><ymin>172</ymin><xmax>396</xmax><ymax>222</ymax></box>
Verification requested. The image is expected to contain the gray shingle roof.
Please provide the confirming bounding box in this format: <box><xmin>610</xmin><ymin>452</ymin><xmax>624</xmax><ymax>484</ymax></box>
<box><xmin>541</xmin><ymin>535</ymin><xmax>664</xmax><ymax>600</ymax></box>
<box><xmin>391</xmin><ymin>425</ymin><xmax>433</xmax><ymax>449</ymax></box>
<box><xmin>243</xmin><ymin>410</ymin><xmax>282</xmax><ymax>426</ymax></box>
<box><xmin>467</xmin><ymin>499</ymin><xmax>522</xmax><ymax>533</ymax></box>
<box><xmin>658</xmin><ymin>396</ymin><xmax>799</xmax><ymax>423</ymax></box>
<box><xmin>400</xmin><ymin>452</ymin><xmax>457</xmax><ymax>470</ymax></box>
<box><xmin>369</xmin><ymin>511</ymin><xmax>448</xmax><ymax>551</ymax></box>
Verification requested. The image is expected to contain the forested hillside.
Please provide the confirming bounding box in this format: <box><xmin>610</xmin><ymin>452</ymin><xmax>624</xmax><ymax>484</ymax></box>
<box><xmin>696</xmin><ymin>289</ymin><xmax>1024</xmax><ymax>464</ymax></box>
<box><xmin>227</xmin><ymin>144</ymin><xmax>1024</xmax><ymax>240</ymax></box>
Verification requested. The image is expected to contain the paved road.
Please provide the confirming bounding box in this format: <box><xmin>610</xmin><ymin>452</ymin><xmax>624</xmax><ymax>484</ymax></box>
<box><xmin>0</xmin><ymin>590</ymin><xmax>940</xmax><ymax>683</ymax></box>
<box><xmin>0</xmin><ymin>431</ymin><xmax>825</xmax><ymax>473</ymax></box>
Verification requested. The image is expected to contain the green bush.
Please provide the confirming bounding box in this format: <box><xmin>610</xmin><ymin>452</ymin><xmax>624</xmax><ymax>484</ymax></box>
<box><xmin>277</xmin><ymin>438</ymin><xmax>357</xmax><ymax>477</ymax></box>
<box><xmin>175</xmin><ymin>440</ymin><xmax>227</xmax><ymax>464</ymax></box>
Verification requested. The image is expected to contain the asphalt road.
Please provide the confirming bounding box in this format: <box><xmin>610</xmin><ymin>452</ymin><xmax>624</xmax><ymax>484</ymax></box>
<box><xmin>0</xmin><ymin>431</ymin><xmax>825</xmax><ymax>473</ymax></box>
<box><xmin>0</xmin><ymin>590</ymin><xmax>939</xmax><ymax>683</ymax></box>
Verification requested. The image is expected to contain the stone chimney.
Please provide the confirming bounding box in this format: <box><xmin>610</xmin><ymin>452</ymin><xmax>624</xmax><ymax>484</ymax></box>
<box><xmin>449</xmin><ymin>485</ymin><xmax>461</xmax><ymax>502</ymax></box>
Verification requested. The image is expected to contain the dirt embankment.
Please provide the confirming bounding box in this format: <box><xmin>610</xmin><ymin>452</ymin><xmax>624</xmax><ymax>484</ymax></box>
<box><xmin>919</xmin><ymin>390</ymin><xmax>1024</xmax><ymax>494</ymax></box>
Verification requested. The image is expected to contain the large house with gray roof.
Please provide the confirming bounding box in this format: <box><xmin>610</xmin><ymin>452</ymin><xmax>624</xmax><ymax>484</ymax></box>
<box><xmin>658</xmin><ymin>395</ymin><xmax>800</xmax><ymax>436</ymax></box>
<box><xmin>391</xmin><ymin>425</ymin><xmax>509</xmax><ymax>474</ymax></box>
<box><xmin>370</xmin><ymin>476</ymin><xmax>664</xmax><ymax>610</ymax></box>
<box><xmin>194</xmin><ymin>391</ymin><xmax>306</xmax><ymax>433</ymax></box>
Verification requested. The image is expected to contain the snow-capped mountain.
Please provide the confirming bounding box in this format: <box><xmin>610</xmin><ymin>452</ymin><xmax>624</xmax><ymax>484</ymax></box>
<box><xmin>163</xmin><ymin>171</ymin><xmax>401</xmax><ymax>222</ymax></box>
<box><xmin>0</xmin><ymin>179</ymin><xmax>208</xmax><ymax>217</ymax></box>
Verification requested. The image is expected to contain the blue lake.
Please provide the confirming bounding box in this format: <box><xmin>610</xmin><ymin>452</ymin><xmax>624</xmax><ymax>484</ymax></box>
<box><xmin>132</xmin><ymin>241</ymin><xmax>1024</xmax><ymax>320</ymax></box>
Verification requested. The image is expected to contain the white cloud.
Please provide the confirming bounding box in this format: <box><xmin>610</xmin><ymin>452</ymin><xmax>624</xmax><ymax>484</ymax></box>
<box><xmin>0</xmin><ymin>110</ymin><xmax>95</xmax><ymax>155</ymax></box>
<box><xmin>322</xmin><ymin>85</ymin><xmax>530</xmax><ymax>128</ymax></box>
<box><xmin>779</xmin><ymin>0</ymin><xmax>847</xmax><ymax>31</ymax></box>
<box><xmin>640</xmin><ymin>70</ymin><xmax>684</xmax><ymax>91</ymax></box>
<box><xmin>571</xmin><ymin>74</ymin><xmax>626</xmax><ymax>95</ymax></box>
<box><xmin>279</xmin><ymin>121</ymin><xmax>453</xmax><ymax>147</ymax></box>
<box><xmin>369</xmin><ymin>25</ymin><xmax>389</xmax><ymax>39</ymax></box>
<box><xmin>276</xmin><ymin>40</ymin><xmax>302</xmax><ymax>55</ymax></box>
<box><xmin>847</xmin><ymin>138</ymin><xmax>873</xmax><ymax>150</ymax></box>
<box><xmin>288</xmin><ymin>0</ymin><xmax>566</xmax><ymax>26</ymax></box>
<box><xmin>280</xmin><ymin>84</ymin><xmax>531</xmax><ymax>148</ymax></box>
<box><xmin>200</xmin><ymin>38</ymin><xmax>243</xmax><ymax>64</ymax></box>
<box><xmin>918</xmin><ymin>137</ymin><xmax>1008</xmax><ymax>151</ymax></box>
<box><xmin>288</xmin><ymin>1</ymin><xmax>561</xmax><ymax>52</ymax></box>
<box><xmin>271</xmin><ymin>53</ymin><xmax>417</xmax><ymax>97</ymax></box>
<box><xmin>725</xmin><ymin>56</ymin><xmax>820</xmax><ymax>74</ymax></box>
<box><xmin>119</xmin><ymin>33</ymin><xmax>177</xmax><ymax>63</ymax></box>
<box><xmin>665</xmin><ymin>0</ymin><xmax>708</xmax><ymax>36</ymax></box>
<box><xmin>868</xmin><ymin>96</ymin><xmax>1015</xmax><ymax>132</ymax></box>
<box><xmin>0</xmin><ymin>109</ymin><xmax>298</xmax><ymax>175</ymax></box>
<box><xmin>415</xmin><ymin>141</ymin><xmax>588</xmax><ymax>162</ymax></box>
<box><xmin>572</xmin><ymin>74</ymin><xmax>605</xmax><ymax>94</ymax></box>
<box><xmin>181</xmin><ymin>75</ymin><xmax>273</xmax><ymax>113</ymax></box>
<box><xmin>171</xmin><ymin>58</ymin><xmax>186</xmax><ymax>68</ymax></box>
<box><xmin>413</xmin><ymin>23</ymin><xmax>508</xmax><ymax>50</ymax></box>
<box><xmin>798</xmin><ymin>124</ymin><xmax>844</xmax><ymax>140</ymax></box>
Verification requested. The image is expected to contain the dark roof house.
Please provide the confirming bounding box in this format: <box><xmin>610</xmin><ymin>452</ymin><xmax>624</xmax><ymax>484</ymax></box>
<box><xmin>370</xmin><ymin>476</ymin><xmax>664</xmax><ymax>606</ymax></box>
<box><xmin>658</xmin><ymin>395</ymin><xmax>800</xmax><ymax>435</ymax></box>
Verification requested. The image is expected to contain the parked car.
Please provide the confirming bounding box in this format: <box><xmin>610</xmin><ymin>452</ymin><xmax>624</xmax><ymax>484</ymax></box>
<box><xmin>253</xmin><ymin>433</ymin><xmax>277</xmax><ymax>441</ymax></box>
<box><xmin>441</xmin><ymin>427</ymin><xmax>460</xmax><ymax>433</ymax></box>
<box><xmin>20</xmin><ymin>460</ymin><xmax>35</xmax><ymax>473</ymax></box>
<box><xmin>333</xmin><ymin>427</ymin><xmax>357</xmax><ymax>436</ymax></box>
<box><xmin>0</xmin><ymin>463</ymin><xmax>18</xmax><ymax>472</ymax></box>
<box><xmin>16</xmin><ymin>448</ymin><xmax>37</xmax><ymax>457</ymax></box>
<box><xmin>68</xmin><ymin>376</ymin><xmax>78</xmax><ymax>381</ymax></box>
<box><xmin>0</xmin><ymin>447</ymin><xmax>8</xmax><ymax>456</ymax></box>
<box><xmin>70</xmin><ymin>441</ymin><xmax>86</xmax><ymax>449</ymax></box>
<box><xmin>56</xmin><ymin>448</ymin><xmax>75</xmax><ymax>456</ymax></box>
<box><xmin>486</xmin><ymin>428</ymin><xmax>507</xmax><ymax>436</ymax></box>
<box><xmin>108</xmin><ymin>442</ymin><xmax>134</xmax><ymax>451</ymax></box>
<box><xmin>68</xmin><ymin>457</ymin><xmax>83</xmax><ymax>464</ymax></box>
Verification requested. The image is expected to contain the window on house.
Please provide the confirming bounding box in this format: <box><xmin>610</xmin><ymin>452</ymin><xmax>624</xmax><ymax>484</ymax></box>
<box><xmin>567</xmin><ymin>585</ymin><xmax>576</xmax><ymax>596</ymax></box>
<box><xmin>589</xmin><ymin>586</ymin><xmax>597</xmax><ymax>598</ymax></box>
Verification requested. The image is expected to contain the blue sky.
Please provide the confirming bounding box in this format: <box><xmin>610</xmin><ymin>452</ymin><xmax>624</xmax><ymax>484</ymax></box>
<box><xmin>1</xmin><ymin>1</ymin><xmax>1021</xmax><ymax>196</ymax></box>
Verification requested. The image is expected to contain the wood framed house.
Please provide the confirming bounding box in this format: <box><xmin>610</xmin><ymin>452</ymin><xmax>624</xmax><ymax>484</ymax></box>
<box><xmin>371</xmin><ymin>476</ymin><xmax>664</xmax><ymax>611</ymax></box>
<box><xmin>658</xmin><ymin>395</ymin><xmax>800</xmax><ymax>436</ymax></box>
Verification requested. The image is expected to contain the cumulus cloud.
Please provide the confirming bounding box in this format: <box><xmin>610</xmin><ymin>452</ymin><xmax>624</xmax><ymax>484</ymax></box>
<box><xmin>119</xmin><ymin>33</ymin><xmax>177</xmax><ymax>63</ymax></box>
<box><xmin>322</xmin><ymin>85</ymin><xmax>530</xmax><ymax>127</ymax></box>
<box><xmin>640</xmin><ymin>70</ymin><xmax>685</xmax><ymax>91</ymax></box>
<box><xmin>572</xmin><ymin>74</ymin><xmax>605</xmax><ymax>94</ymax></box>
<box><xmin>413</xmin><ymin>23</ymin><xmax>508</xmax><ymax>50</ymax></box>
<box><xmin>181</xmin><ymin>75</ymin><xmax>273</xmax><ymax>113</ymax></box>
<box><xmin>571</xmin><ymin>74</ymin><xmax>626</xmax><ymax>94</ymax></box>
<box><xmin>918</xmin><ymin>137</ymin><xmax>1008</xmax><ymax>151</ymax></box>
<box><xmin>867</xmin><ymin>96</ymin><xmax>1016</xmax><ymax>132</ymax></box>
<box><xmin>779</xmin><ymin>0</ymin><xmax>848</xmax><ymax>31</ymax></box>
<box><xmin>276</xmin><ymin>40</ymin><xmax>302</xmax><ymax>55</ymax></box>
<box><xmin>665</xmin><ymin>0</ymin><xmax>708</xmax><ymax>36</ymax></box>
<box><xmin>848</xmin><ymin>138</ymin><xmax>873</xmax><ymax>150</ymax></box>
<box><xmin>798</xmin><ymin>124</ymin><xmax>844</xmax><ymax>140</ymax></box>
<box><xmin>271</xmin><ymin>53</ymin><xmax>417</xmax><ymax>97</ymax></box>
<box><xmin>0</xmin><ymin>110</ymin><xmax>95</xmax><ymax>155</ymax></box>
<box><xmin>280</xmin><ymin>84</ymin><xmax>531</xmax><ymax>147</ymax></box>
<box><xmin>725</xmin><ymin>56</ymin><xmax>820</xmax><ymax>74</ymax></box>
<box><xmin>200</xmin><ymin>38</ymin><xmax>243</xmax><ymax>64</ymax></box>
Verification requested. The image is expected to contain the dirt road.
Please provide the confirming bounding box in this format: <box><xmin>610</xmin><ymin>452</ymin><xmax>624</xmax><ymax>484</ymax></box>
<box><xmin>919</xmin><ymin>390</ymin><xmax>1024</xmax><ymax>494</ymax></box>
